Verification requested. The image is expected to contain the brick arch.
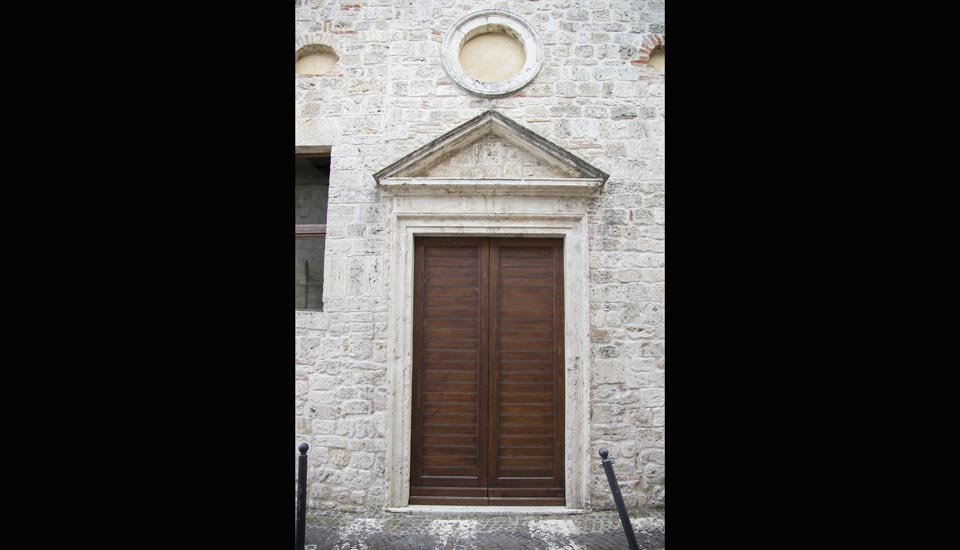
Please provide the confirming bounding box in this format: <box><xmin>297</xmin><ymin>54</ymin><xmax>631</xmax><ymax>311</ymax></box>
<box><xmin>295</xmin><ymin>33</ymin><xmax>341</xmax><ymax>60</ymax></box>
<box><xmin>634</xmin><ymin>33</ymin><xmax>665</xmax><ymax>64</ymax></box>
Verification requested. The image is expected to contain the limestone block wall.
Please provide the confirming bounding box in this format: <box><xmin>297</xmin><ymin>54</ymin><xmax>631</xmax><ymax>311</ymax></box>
<box><xmin>295</xmin><ymin>0</ymin><xmax>664</xmax><ymax>511</ymax></box>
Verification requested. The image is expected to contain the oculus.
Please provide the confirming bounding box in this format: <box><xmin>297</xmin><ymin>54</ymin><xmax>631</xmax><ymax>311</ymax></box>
<box><xmin>442</xmin><ymin>10</ymin><xmax>543</xmax><ymax>96</ymax></box>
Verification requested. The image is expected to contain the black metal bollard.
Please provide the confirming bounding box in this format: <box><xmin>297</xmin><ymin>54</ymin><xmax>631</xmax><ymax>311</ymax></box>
<box><xmin>599</xmin><ymin>448</ymin><xmax>640</xmax><ymax>550</ymax></box>
<box><xmin>296</xmin><ymin>443</ymin><xmax>309</xmax><ymax>550</ymax></box>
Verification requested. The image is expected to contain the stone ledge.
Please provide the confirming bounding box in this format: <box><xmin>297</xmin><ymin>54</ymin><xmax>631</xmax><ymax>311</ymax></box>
<box><xmin>378</xmin><ymin>177</ymin><xmax>605</xmax><ymax>196</ymax></box>
<box><xmin>386</xmin><ymin>505</ymin><xmax>588</xmax><ymax>515</ymax></box>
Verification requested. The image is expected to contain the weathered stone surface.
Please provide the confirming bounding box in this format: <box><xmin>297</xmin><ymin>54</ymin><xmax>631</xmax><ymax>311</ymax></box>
<box><xmin>304</xmin><ymin>509</ymin><xmax>665</xmax><ymax>549</ymax></box>
<box><xmin>296</xmin><ymin>0</ymin><xmax>664</xmax><ymax>512</ymax></box>
<box><xmin>411</xmin><ymin>133</ymin><xmax>570</xmax><ymax>179</ymax></box>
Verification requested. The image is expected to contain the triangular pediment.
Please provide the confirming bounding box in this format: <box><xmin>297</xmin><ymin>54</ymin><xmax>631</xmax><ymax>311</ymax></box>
<box><xmin>409</xmin><ymin>133</ymin><xmax>573</xmax><ymax>179</ymax></box>
<box><xmin>373</xmin><ymin>111</ymin><xmax>609</xmax><ymax>195</ymax></box>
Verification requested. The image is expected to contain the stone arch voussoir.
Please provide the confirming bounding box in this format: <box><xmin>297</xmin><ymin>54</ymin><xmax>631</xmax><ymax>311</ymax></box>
<box><xmin>634</xmin><ymin>33</ymin><xmax>665</xmax><ymax>63</ymax></box>
<box><xmin>295</xmin><ymin>33</ymin><xmax>341</xmax><ymax>60</ymax></box>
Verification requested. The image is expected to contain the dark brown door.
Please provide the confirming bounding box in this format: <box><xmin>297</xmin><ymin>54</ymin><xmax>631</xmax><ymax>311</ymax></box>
<box><xmin>410</xmin><ymin>237</ymin><xmax>564</xmax><ymax>505</ymax></box>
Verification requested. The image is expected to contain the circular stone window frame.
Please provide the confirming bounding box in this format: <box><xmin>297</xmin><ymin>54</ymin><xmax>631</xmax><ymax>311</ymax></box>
<box><xmin>441</xmin><ymin>9</ymin><xmax>543</xmax><ymax>97</ymax></box>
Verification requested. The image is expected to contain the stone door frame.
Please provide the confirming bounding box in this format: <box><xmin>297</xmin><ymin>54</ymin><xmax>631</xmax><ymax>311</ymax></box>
<box><xmin>383</xmin><ymin>195</ymin><xmax>594</xmax><ymax>509</ymax></box>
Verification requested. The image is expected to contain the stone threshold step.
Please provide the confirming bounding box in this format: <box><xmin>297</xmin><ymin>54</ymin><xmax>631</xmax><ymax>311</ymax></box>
<box><xmin>386</xmin><ymin>505</ymin><xmax>588</xmax><ymax>515</ymax></box>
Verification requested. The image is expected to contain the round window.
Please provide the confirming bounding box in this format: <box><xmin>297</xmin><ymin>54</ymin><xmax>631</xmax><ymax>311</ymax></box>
<box><xmin>441</xmin><ymin>10</ymin><xmax>543</xmax><ymax>96</ymax></box>
<box><xmin>459</xmin><ymin>32</ymin><xmax>526</xmax><ymax>82</ymax></box>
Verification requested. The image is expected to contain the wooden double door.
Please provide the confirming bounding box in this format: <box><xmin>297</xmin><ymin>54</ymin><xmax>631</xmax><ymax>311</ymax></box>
<box><xmin>410</xmin><ymin>237</ymin><xmax>565</xmax><ymax>506</ymax></box>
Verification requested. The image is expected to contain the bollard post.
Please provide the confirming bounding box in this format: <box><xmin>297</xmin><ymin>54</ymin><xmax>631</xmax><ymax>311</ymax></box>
<box><xmin>599</xmin><ymin>448</ymin><xmax>640</xmax><ymax>550</ymax></box>
<box><xmin>296</xmin><ymin>442</ymin><xmax>309</xmax><ymax>550</ymax></box>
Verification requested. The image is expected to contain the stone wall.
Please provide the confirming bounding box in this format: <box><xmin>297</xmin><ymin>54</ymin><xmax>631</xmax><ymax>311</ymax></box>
<box><xmin>295</xmin><ymin>0</ymin><xmax>664</xmax><ymax>511</ymax></box>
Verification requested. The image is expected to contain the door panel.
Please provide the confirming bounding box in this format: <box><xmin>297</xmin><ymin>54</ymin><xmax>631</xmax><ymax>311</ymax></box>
<box><xmin>411</xmin><ymin>237</ymin><xmax>563</xmax><ymax>505</ymax></box>
<box><xmin>411</xmin><ymin>238</ymin><xmax>488</xmax><ymax>502</ymax></box>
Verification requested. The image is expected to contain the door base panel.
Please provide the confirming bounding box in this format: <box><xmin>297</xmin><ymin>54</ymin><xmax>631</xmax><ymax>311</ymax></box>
<box><xmin>411</xmin><ymin>486</ymin><xmax>565</xmax><ymax>506</ymax></box>
<box><xmin>410</xmin><ymin>496</ymin><xmax>566</xmax><ymax>506</ymax></box>
<box><xmin>488</xmin><ymin>497</ymin><xmax>566</xmax><ymax>506</ymax></box>
<box><xmin>411</xmin><ymin>486</ymin><xmax>488</xmax><ymax>498</ymax></box>
<box><xmin>488</xmin><ymin>487</ymin><xmax>564</xmax><ymax>498</ymax></box>
<box><xmin>410</xmin><ymin>496</ymin><xmax>491</xmax><ymax>506</ymax></box>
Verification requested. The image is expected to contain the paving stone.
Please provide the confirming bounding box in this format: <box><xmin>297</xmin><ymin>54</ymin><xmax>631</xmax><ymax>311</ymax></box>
<box><xmin>305</xmin><ymin>509</ymin><xmax>664</xmax><ymax>549</ymax></box>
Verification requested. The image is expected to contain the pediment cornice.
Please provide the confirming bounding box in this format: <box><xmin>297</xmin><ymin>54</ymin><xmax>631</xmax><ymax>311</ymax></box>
<box><xmin>374</xmin><ymin>111</ymin><xmax>609</xmax><ymax>196</ymax></box>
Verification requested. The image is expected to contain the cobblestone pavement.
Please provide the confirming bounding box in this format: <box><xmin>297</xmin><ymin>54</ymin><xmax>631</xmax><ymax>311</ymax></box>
<box><xmin>305</xmin><ymin>508</ymin><xmax>664</xmax><ymax>550</ymax></box>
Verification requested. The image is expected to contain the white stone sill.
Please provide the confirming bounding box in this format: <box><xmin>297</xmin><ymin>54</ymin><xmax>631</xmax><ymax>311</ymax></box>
<box><xmin>386</xmin><ymin>506</ymin><xmax>587</xmax><ymax>515</ymax></box>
